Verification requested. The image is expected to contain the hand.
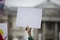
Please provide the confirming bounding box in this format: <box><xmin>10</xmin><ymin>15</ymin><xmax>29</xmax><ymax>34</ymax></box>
<box><xmin>4</xmin><ymin>36</ymin><xmax>7</xmax><ymax>40</ymax></box>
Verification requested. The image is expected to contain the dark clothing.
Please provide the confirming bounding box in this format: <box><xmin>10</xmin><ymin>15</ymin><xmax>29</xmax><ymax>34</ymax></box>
<box><xmin>28</xmin><ymin>36</ymin><xmax>33</xmax><ymax>40</ymax></box>
<box><xmin>0</xmin><ymin>33</ymin><xmax>4</xmax><ymax>40</ymax></box>
<box><xmin>0</xmin><ymin>0</ymin><xmax>2</xmax><ymax>1</ymax></box>
<box><xmin>0</xmin><ymin>4</ymin><xmax>4</xmax><ymax>10</ymax></box>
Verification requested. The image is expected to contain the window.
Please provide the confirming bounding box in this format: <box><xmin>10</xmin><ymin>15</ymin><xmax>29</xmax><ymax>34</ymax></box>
<box><xmin>46</xmin><ymin>22</ymin><xmax>55</xmax><ymax>30</ymax></box>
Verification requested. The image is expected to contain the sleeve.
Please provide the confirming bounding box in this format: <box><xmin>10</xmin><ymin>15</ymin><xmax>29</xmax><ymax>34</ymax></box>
<box><xmin>24</xmin><ymin>31</ymin><xmax>29</xmax><ymax>40</ymax></box>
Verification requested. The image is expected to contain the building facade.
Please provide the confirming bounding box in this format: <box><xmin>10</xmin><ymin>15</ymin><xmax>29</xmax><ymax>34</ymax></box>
<box><xmin>6</xmin><ymin>0</ymin><xmax>60</xmax><ymax>40</ymax></box>
<box><xmin>36</xmin><ymin>0</ymin><xmax>60</xmax><ymax>40</ymax></box>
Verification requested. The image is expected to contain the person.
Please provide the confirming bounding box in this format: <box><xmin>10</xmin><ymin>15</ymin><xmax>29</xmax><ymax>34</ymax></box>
<box><xmin>27</xmin><ymin>28</ymin><xmax>33</xmax><ymax>40</ymax></box>
<box><xmin>0</xmin><ymin>29</ymin><xmax>7</xmax><ymax>40</ymax></box>
<box><xmin>0</xmin><ymin>33</ymin><xmax>4</xmax><ymax>40</ymax></box>
<box><xmin>0</xmin><ymin>29</ymin><xmax>4</xmax><ymax>40</ymax></box>
<box><xmin>24</xmin><ymin>27</ymin><xmax>29</xmax><ymax>40</ymax></box>
<box><xmin>25</xmin><ymin>26</ymin><xmax>34</xmax><ymax>40</ymax></box>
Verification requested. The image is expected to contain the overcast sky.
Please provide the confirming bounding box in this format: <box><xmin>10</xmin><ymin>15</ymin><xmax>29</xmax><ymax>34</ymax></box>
<box><xmin>5</xmin><ymin>0</ymin><xmax>60</xmax><ymax>7</ymax></box>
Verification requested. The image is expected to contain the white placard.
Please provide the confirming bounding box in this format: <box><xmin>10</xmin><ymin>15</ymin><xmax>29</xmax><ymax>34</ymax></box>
<box><xmin>16</xmin><ymin>8</ymin><xmax>42</xmax><ymax>28</ymax></box>
<box><xmin>0</xmin><ymin>23</ymin><xmax>8</xmax><ymax>40</ymax></box>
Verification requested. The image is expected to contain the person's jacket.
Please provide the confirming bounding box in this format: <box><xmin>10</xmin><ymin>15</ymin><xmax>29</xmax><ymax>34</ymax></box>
<box><xmin>0</xmin><ymin>33</ymin><xmax>4</xmax><ymax>40</ymax></box>
<box><xmin>28</xmin><ymin>36</ymin><xmax>33</xmax><ymax>40</ymax></box>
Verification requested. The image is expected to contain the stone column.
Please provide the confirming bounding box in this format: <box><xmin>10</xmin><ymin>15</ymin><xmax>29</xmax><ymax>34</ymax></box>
<box><xmin>55</xmin><ymin>22</ymin><xmax>58</xmax><ymax>40</ymax></box>
<box><xmin>42</xmin><ymin>22</ymin><xmax>46</xmax><ymax>40</ymax></box>
<box><xmin>8</xmin><ymin>15</ymin><xmax>13</xmax><ymax>40</ymax></box>
<box><xmin>33</xmin><ymin>29</ymin><xmax>39</xmax><ymax>40</ymax></box>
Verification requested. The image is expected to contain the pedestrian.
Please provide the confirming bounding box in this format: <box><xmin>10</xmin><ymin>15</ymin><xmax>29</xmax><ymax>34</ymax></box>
<box><xmin>25</xmin><ymin>26</ymin><xmax>34</xmax><ymax>40</ymax></box>
<box><xmin>0</xmin><ymin>29</ymin><xmax>4</xmax><ymax>40</ymax></box>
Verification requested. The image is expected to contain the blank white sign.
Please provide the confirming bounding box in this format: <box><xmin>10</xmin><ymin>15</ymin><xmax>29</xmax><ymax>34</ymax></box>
<box><xmin>16</xmin><ymin>8</ymin><xmax>42</xmax><ymax>28</ymax></box>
